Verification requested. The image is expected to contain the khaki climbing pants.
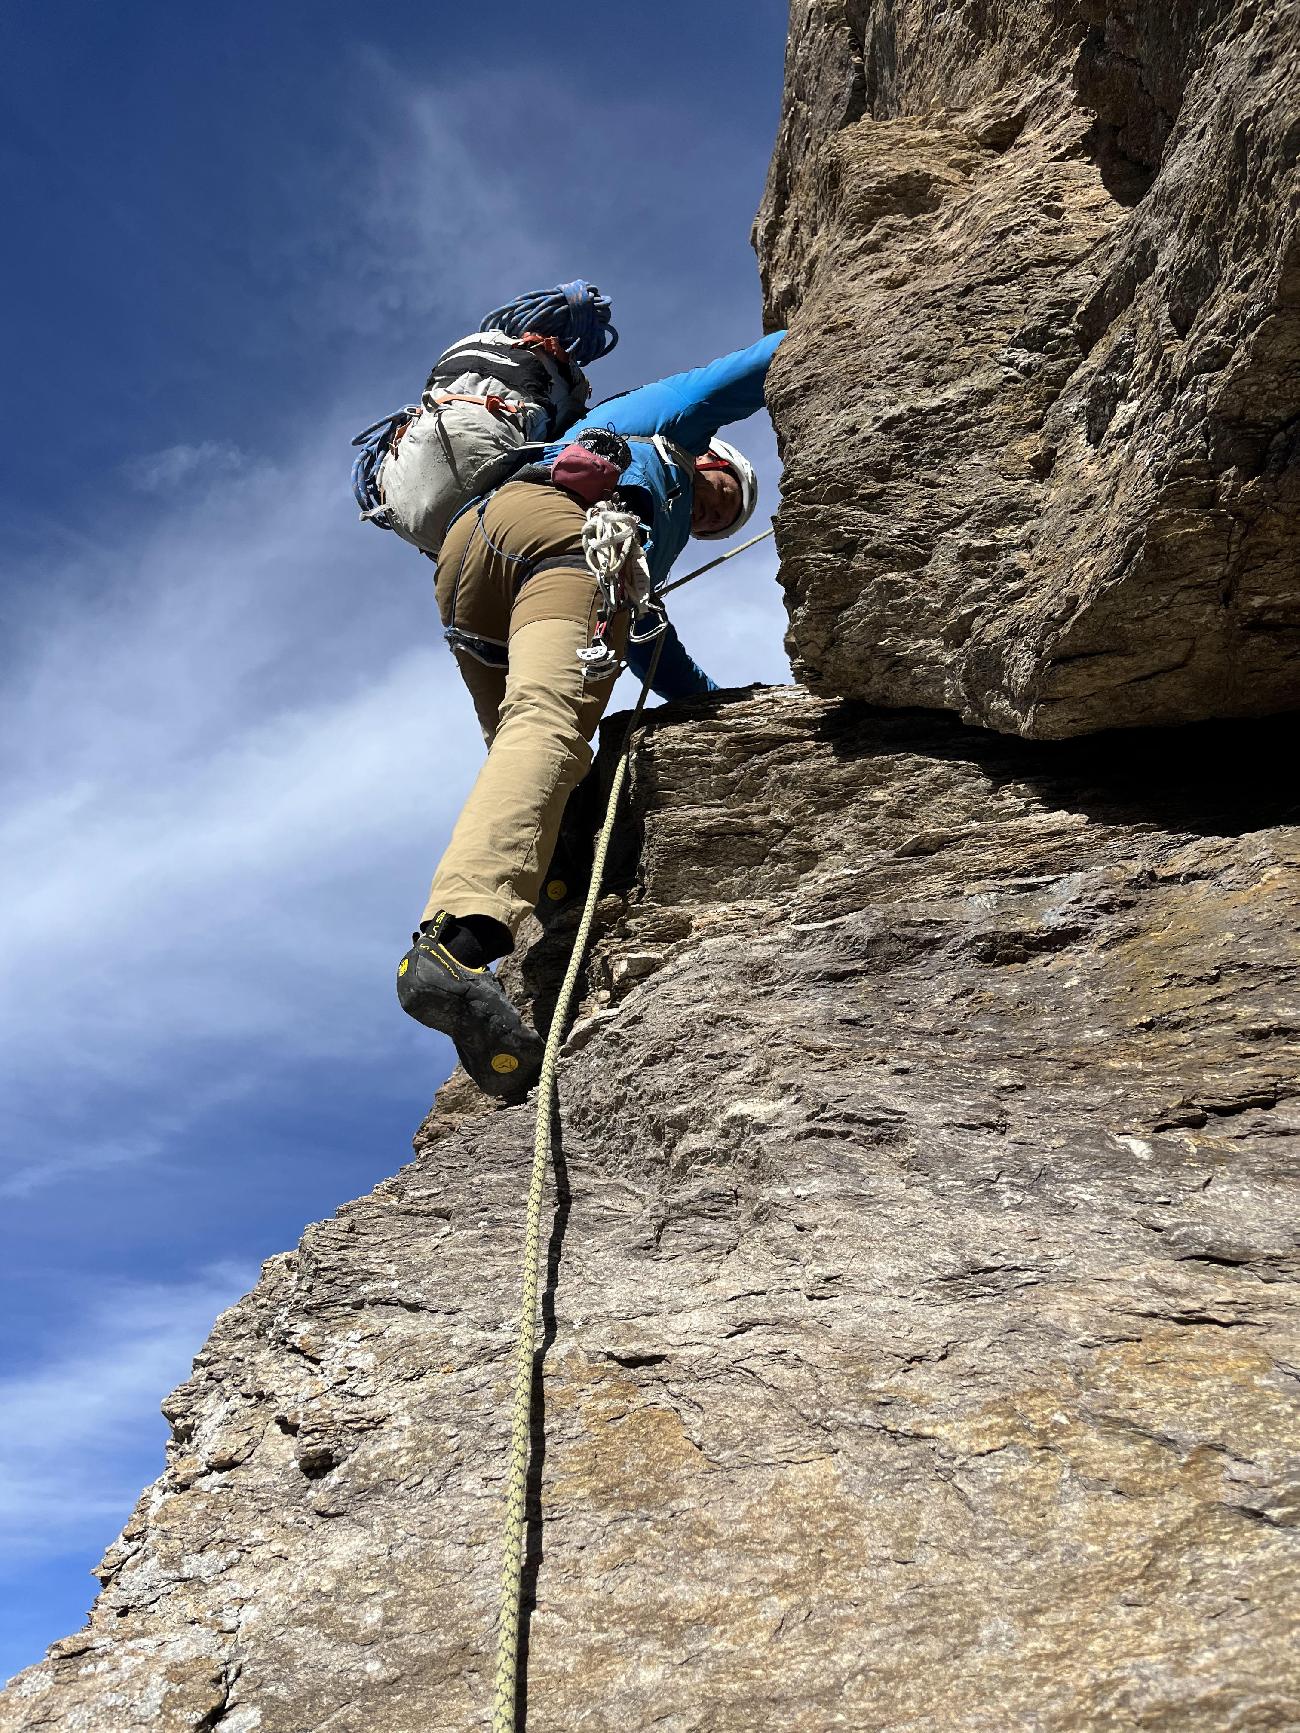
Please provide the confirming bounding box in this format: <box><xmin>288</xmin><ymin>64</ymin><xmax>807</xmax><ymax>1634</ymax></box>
<box><xmin>422</xmin><ymin>481</ymin><xmax>627</xmax><ymax>939</ymax></box>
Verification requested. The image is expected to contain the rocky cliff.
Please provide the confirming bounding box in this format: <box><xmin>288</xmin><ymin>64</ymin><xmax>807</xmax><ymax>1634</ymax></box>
<box><xmin>4</xmin><ymin>694</ymin><xmax>1298</xmax><ymax>1730</ymax></box>
<box><xmin>4</xmin><ymin>6</ymin><xmax>1300</xmax><ymax>1731</ymax></box>
<box><xmin>758</xmin><ymin>0</ymin><xmax>1299</xmax><ymax>735</ymax></box>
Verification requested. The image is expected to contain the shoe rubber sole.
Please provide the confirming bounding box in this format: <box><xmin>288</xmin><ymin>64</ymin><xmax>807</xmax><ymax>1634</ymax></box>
<box><xmin>397</xmin><ymin>936</ymin><xmax>543</xmax><ymax>1100</ymax></box>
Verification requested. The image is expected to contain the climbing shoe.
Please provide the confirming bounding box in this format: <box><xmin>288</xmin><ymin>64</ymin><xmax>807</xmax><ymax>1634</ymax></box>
<box><xmin>396</xmin><ymin>913</ymin><xmax>543</xmax><ymax>1101</ymax></box>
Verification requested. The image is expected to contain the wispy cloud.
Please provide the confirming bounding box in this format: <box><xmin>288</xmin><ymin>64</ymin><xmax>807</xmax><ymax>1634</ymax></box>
<box><xmin>0</xmin><ymin>436</ymin><xmax>487</xmax><ymax>1202</ymax></box>
<box><xmin>273</xmin><ymin>59</ymin><xmax>566</xmax><ymax>362</ymax></box>
<box><xmin>125</xmin><ymin>441</ymin><xmax>247</xmax><ymax>493</ymax></box>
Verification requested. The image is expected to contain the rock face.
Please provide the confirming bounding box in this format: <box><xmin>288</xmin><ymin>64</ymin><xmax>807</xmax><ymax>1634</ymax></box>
<box><xmin>4</xmin><ymin>687</ymin><xmax>1298</xmax><ymax>1732</ymax></box>
<box><xmin>7</xmin><ymin>9</ymin><xmax>1300</xmax><ymax>1730</ymax></box>
<box><xmin>757</xmin><ymin>0</ymin><xmax>1300</xmax><ymax>736</ymax></box>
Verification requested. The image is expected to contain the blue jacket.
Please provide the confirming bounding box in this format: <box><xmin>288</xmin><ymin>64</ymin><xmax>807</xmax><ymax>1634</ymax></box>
<box><xmin>547</xmin><ymin>331</ymin><xmax>784</xmax><ymax>700</ymax></box>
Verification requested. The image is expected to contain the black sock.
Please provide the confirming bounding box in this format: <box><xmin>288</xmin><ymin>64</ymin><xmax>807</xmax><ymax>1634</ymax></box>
<box><xmin>424</xmin><ymin>913</ymin><xmax>512</xmax><ymax>969</ymax></box>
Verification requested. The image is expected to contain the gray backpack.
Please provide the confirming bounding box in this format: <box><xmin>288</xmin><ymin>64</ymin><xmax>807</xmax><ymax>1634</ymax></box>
<box><xmin>351</xmin><ymin>331</ymin><xmax>591</xmax><ymax>556</ymax></box>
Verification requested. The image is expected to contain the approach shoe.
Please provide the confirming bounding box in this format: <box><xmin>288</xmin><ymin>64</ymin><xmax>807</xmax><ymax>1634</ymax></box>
<box><xmin>396</xmin><ymin>914</ymin><xmax>543</xmax><ymax>1101</ymax></box>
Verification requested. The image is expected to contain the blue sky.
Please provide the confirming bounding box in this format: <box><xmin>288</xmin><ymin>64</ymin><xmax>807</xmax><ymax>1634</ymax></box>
<box><xmin>0</xmin><ymin>2</ymin><xmax>791</xmax><ymax>1676</ymax></box>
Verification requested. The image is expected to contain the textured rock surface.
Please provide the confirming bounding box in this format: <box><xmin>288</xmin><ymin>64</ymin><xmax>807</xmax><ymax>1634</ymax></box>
<box><xmin>6</xmin><ymin>9</ymin><xmax>1300</xmax><ymax>1726</ymax></box>
<box><xmin>5</xmin><ymin>686</ymin><xmax>1298</xmax><ymax>1732</ymax></box>
<box><xmin>757</xmin><ymin>1</ymin><xmax>1300</xmax><ymax>735</ymax></box>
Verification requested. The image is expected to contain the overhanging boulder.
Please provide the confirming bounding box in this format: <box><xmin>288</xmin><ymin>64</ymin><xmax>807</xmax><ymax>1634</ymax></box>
<box><xmin>757</xmin><ymin>0</ymin><xmax>1300</xmax><ymax>736</ymax></box>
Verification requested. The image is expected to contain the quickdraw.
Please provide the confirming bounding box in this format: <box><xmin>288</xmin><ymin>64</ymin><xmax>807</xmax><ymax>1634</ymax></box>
<box><xmin>578</xmin><ymin>502</ymin><xmax>658</xmax><ymax>673</ymax></box>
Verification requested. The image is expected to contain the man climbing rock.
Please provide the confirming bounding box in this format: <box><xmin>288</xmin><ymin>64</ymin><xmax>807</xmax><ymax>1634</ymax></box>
<box><xmin>395</xmin><ymin>326</ymin><xmax>784</xmax><ymax>1101</ymax></box>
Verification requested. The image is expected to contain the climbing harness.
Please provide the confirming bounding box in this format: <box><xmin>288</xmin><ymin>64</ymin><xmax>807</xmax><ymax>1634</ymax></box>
<box><xmin>491</xmin><ymin>627</ymin><xmax>666</xmax><ymax>1733</ymax></box>
<box><xmin>480</xmin><ymin>278</ymin><xmax>618</xmax><ymax>367</ymax></box>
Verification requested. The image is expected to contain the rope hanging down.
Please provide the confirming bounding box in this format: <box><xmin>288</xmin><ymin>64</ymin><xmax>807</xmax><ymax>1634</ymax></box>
<box><xmin>480</xmin><ymin>279</ymin><xmax>619</xmax><ymax>368</ymax></box>
<box><xmin>490</xmin><ymin>630</ymin><xmax>665</xmax><ymax>1733</ymax></box>
<box><xmin>489</xmin><ymin>519</ymin><xmax>774</xmax><ymax>1730</ymax></box>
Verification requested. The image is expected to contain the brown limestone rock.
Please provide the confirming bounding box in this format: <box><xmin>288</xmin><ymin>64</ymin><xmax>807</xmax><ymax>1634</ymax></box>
<box><xmin>4</xmin><ymin>686</ymin><xmax>1297</xmax><ymax>1731</ymax></box>
<box><xmin>757</xmin><ymin>1</ymin><xmax>1300</xmax><ymax>736</ymax></box>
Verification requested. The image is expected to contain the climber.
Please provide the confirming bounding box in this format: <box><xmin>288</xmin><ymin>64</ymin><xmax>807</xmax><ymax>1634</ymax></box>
<box><xmin>395</xmin><ymin>327</ymin><xmax>785</xmax><ymax>1101</ymax></box>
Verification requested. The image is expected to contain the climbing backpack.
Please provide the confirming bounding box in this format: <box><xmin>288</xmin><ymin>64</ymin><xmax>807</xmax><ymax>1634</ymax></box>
<box><xmin>351</xmin><ymin>281</ymin><xmax>618</xmax><ymax>559</ymax></box>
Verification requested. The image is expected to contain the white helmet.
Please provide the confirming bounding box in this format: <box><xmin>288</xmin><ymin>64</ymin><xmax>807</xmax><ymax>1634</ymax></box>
<box><xmin>692</xmin><ymin>437</ymin><xmax>758</xmax><ymax>540</ymax></box>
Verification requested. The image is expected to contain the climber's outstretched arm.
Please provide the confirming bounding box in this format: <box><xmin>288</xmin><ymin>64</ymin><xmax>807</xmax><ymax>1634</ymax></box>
<box><xmin>571</xmin><ymin>331</ymin><xmax>785</xmax><ymax>455</ymax></box>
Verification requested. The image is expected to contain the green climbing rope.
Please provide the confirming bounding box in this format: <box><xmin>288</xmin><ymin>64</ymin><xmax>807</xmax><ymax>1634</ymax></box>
<box><xmin>490</xmin><ymin>632</ymin><xmax>665</xmax><ymax>1733</ymax></box>
<box><xmin>487</xmin><ymin>515</ymin><xmax>772</xmax><ymax>1725</ymax></box>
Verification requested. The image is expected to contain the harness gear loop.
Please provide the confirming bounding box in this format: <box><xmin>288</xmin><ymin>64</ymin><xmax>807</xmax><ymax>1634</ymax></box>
<box><xmin>490</xmin><ymin>628</ymin><xmax>667</xmax><ymax>1733</ymax></box>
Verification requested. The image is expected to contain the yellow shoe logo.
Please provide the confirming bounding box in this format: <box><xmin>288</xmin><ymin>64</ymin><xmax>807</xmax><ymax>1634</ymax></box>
<box><xmin>546</xmin><ymin>879</ymin><xmax>567</xmax><ymax>902</ymax></box>
<box><xmin>397</xmin><ymin>957</ymin><xmax>409</xmax><ymax>977</ymax></box>
<box><xmin>491</xmin><ymin>1053</ymin><xmax>520</xmax><ymax>1074</ymax></box>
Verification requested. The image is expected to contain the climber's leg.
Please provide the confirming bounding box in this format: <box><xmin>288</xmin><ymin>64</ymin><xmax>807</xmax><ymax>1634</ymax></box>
<box><xmin>421</xmin><ymin>573</ymin><xmax>623</xmax><ymax>937</ymax></box>
<box><xmin>399</xmin><ymin>485</ymin><xmax>623</xmax><ymax>1100</ymax></box>
<box><xmin>454</xmin><ymin>650</ymin><xmax>507</xmax><ymax>749</ymax></box>
<box><xmin>535</xmin><ymin>770</ymin><xmax>600</xmax><ymax>922</ymax></box>
<box><xmin>433</xmin><ymin>480</ymin><xmax>597</xmax><ymax>763</ymax></box>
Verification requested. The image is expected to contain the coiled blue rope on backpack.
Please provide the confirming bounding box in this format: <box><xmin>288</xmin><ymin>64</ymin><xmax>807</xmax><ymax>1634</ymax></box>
<box><xmin>479</xmin><ymin>279</ymin><xmax>618</xmax><ymax>368</ymax></box>
<box><xmin>351</xmin><ymin>405</ymin><xmax>419</xmax><ymax>521</ymax></box>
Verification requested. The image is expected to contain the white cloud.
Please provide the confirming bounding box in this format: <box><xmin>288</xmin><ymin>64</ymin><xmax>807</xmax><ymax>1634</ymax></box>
<box><xmin>126</xmin><ymin>441</ymin><xmax>247</xmax><ymax>494</ymax></box>
<box><xmin>0</xmin><ymin>1264</ymin><xmax>255</xmax><ymax>1564</ymax></box>
<box><xmin>0</xmin><ymin>1086</ymin><xmax>252</xmax><ymax>1203</ymax></box>
<box><xmin>0</xmin><ymin>424</ymin><xmax>485</xmax><ymax>1197</ymax></box>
